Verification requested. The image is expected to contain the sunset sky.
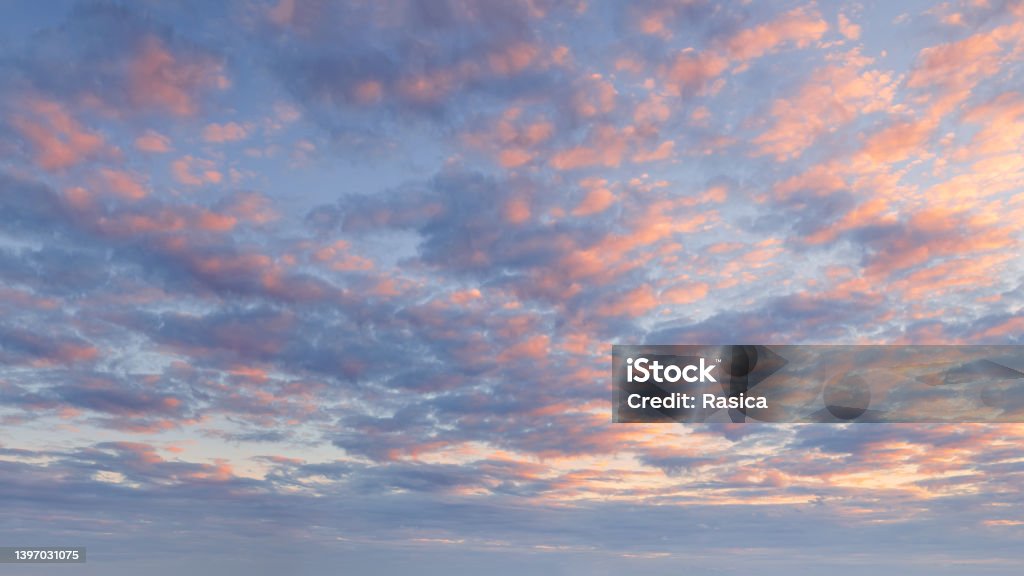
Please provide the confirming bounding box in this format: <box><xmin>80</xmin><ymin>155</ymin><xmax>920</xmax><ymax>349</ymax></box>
<box><xmin>2</xmin><ymin>1</ymin><xmax>1023</xmax><ymax>574</ymax></box>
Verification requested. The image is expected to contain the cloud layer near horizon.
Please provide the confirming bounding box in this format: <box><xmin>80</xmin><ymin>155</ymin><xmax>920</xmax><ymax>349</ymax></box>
<box><xmin>1</xmin><ymin>1</ymin><xmax>1023</xmax><ymax>574</ymax></box>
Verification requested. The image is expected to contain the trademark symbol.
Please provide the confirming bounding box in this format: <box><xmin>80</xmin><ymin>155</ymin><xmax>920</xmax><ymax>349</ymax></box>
<box><xmin>715</xmin><ymin>358</ymin><xmax>721</xmax><ymax>363</ymax></box>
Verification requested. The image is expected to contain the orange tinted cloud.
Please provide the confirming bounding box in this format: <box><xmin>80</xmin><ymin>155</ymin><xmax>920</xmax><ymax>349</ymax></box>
<box><xmin>632</xmin><ymin>140</ymin><xmax>675</xmax><ymax>163</ymax></box>
<box><xmin>550</xmin><ymin>125</ymin><xmax>629</xmax><ymax>170</ymax></box>
<box><xmin>595</xmin><ymin>284</ymin><xmax>659</xmax><ymax>317</ymax></box>
<box><xmin>907</xmin><ymin>31</ymin><xmax>1002</xmax><ymax>91</ymax></box>
<box><xmin>805</xmin><ymin>196</ymin><xmax>895</xmax><ymax>245</ymax></box>
<box><xmin>722</xmin><ymin>7</ymin><xmax>828</xmax><ymax>61</ymax></box>
<box><xmin>864</xmin><ymin>208</ymin><xmax>1018</xmax><ymax>279</ymax></box>
<box><xmin>755</xmin><ymin>54</ymin><xmax>897</xmax><ymax>159</ymax></box>
<box><xmin>861</xmin><ymin>117</ymin><xmax>936</xmax><ymax>164</ymax></box>
<box><xmin>888</xmin><ymin>252</ymin><xmax>1013</xmax><ymax>301</ymax></box>
<box><xmin>773</xmin><ymin>161</ymin><xmax>847</xmax><ymax>198</ymax></box>
<box><xmin>906</xmin><ymin>23</ymin><xmax>1021</xmax><ymax>117</ymax></box>
<box><xmin>572</xmin><ymin>182</ymin><xmax>616</xmax><ymax>216</ymax></box>
<box><xmin>958</xmin><ymin>92</ymin><xmax>1024</xmax><ymax>159</ymax></box>
<box><xmin>497</xmin><ymin>334</ymin><xmax>550</xmax><ymax>362</ymax></box>
<box><xmin>838</xmin><ymin>14</ymin><xmax>861</xmax><ymax>40</ymax></box>
<box><xmin>661</xmin><ymin>281</ymin><xmax>709</xmax><ymax>304</ymax></box>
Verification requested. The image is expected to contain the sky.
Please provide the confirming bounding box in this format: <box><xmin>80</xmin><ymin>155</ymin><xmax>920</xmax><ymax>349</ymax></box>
<box><xmin>1</xmin><ymin>0</ymin><xmax>1023</xmax><ymax>574</ymax></box>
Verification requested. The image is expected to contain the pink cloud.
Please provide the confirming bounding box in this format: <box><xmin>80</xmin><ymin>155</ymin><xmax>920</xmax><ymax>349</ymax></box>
<box><xmin>351</xmin><ymin>79</ymin><xmax>384</xmax><ymax>105</ymax></box>
<box><xmin>860</xmin><ymin>117</ymin><xmax>936</xmax><ymax>164</ymax></box>
<box><xmin>864</xmin><ymin>207</ymin><xmax>1018</xmax><ymax>279</ymax></box>
<box><xmin>498</xmin><ymin>148</ymin><xmax>533</xmax><ymax>168</ymax></box>
<box><xmin>631</xmin><ymin>140</ymin><xmax>675</xmax><ymax>163</ymax></box>
<box><xmin>838</xmin><ymin>14</ymin><xmax>861</xmax><ymax>40</ymax></box>
<box><xmin>11</xmin><ymin>99</ymin><xmax>111</xmax><ymax>171</ymax></box>
<box><xmin>973</xmin><ymin>316</ymin><xmax>1024</xmax><ymax>340</ymax></box>
<box><xmin>633</xmin><ymin>93</ymin><xmax>671</xmax><ymax>127</ymax></box>
<box><xmin>957</xmin><ymin>92</ymin><xmax>1024</xmax><ymax>159</ymax></box>
<box><xmin>905</xmin><ymin>22</ymin><xmax>1022</xmax><ymax>117</ymax></box>
<box><xmin>96</xmin><ymin>168</ymin><xmax>148</xmax><ymax>201</ymax></box>
<box><xmin>888</xmin><ymin>252</ymin><xmax>1013</xmax><ymax>302</ymax></box>
<box><xmin>488</xmin><ymin>41</ymin><xmax>543</xmax><ymax>76</ymax></box>
<box><xmin>535</xmin><ymin>186</ymin><xmax>724</xmax><ymax>305</ymax></box>
<box><xmin>202</xmin><ymin>122</ymin><xmax>249</xmax><ymax>143</ymax></box>
<box><xmin>662</xmin><ymin>50</ymin><xmax>728</xmax><ymax>97</ymax></box>
<box><xmin>661</xmin><ymin>281</ymin><xmax>709</xmax><ymax>304</ymax></box>
<box><xmin>773</xmin><ymin>161</ymin><xmax>847</xmax><ymax>199</ymax></box>
<box><xmin>309</xmin><ymin>239</ymin><xmax>374</xmax><ymax>271</ymax></box>
<box><xmin>195</xmin><ymin>212</ymin><xmax>238</xmax><ymax>233</ymax></box>
<box><xmin>172</xmin><ymin>155</ymin><xmax>223</xmax><ymax>186</ymax></box>
<box><xmin>134</xmin><ymin>129</ymin><xmax>172</xmax><ymax>153</ymax></box>
<box><xmin>497</xmin><ymin>334</ymin><xmax>550</xmax><ymax>362</ymax></box>
<box><xmin>398</xmin><ymin>69</ymin><xmax>458</xmax><ymax>106</ymax></box>
<box><xmin>29</xmin><ymin>338</ymin><xmax>99</xmax><ymax>367</ymax></box>
<box><xmin>129</xmin><ymin>36</ymin><xmax>227</xmax><ymax>116</ymax></box>
<box><xmin>721</xmin><ymin>7</ymin><xmax>828</xmax><ymax>62</ymax></box>
<box><xmin>572</xmin><ymin>75</ymin><xmax>617</xmax><ymax>118</ymax></box>
<box><xmin>614</xmin><ymin>56</ymin><xmax>646</xmax><ymax>74</ymax></box>
<box><xmin>907</xmin><ymin>33</ymin><xmax>1003</xmax><ymax>90</ymax></box>
<box><xmin>571</xmin><ymin>183</ymin><xmax>616</xmax><ymax>217</ymax></box>
<box><xmin>550</xmin><ymin>125</ymin><xmax>630</xmax><ymax>170</ymax></box>
<box><xmin>91</xmin><ymin>204</ymin><xmax>238</xmax><ymax>236</ymax></box>
<box><xmin>222</xmin><ymin>192</ymin><xmax>279</xmax><ymax>225</ymax></box>
<box><xmin>754</xmin><ymin>53</ymin><xmax>897</xmax><ymax>160</ymax></box>
<box><xmin>632</xmin><ymin>6</ymin><xmax>675</xmax><ymax>38</ymax></box>
<box><xmin>805</xmin><ymin>196</ymin><xmax>895</xmax><ymax>245</ymax></box>
<box><xmin>462</xmin><ymin>107</ymin><xmax>554</xmax><ymax>168</ymax></box>
<box><xmin>504</xmin><ymin>197</ymin><xmax>532</xmax><ymax>224</ymax></box>
<box><xmin>707</xmin><ymin>242</ymin><xmax>742</xmax><ymax>256</ymax></box>
<box><xmin>594</xmin><ymin>285</ymin><xmax>659</xmax><ymax>317</ymax></box>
